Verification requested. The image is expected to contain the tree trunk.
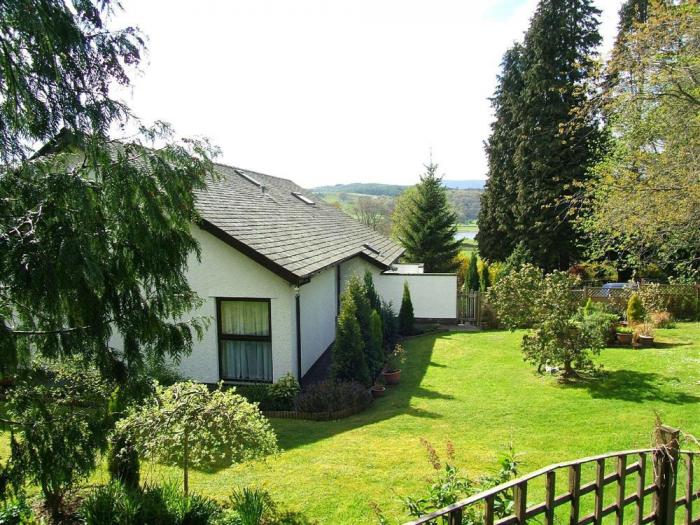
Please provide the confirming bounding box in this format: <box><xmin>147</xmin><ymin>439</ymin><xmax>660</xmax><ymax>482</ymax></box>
<box><xmin>563</xmin><ymin>359</ymin><xmax>575</xmax><ymax>378</ymax></box>
<box><xmin>183</xmin><ymin>426</ymin><xmax>189</xmax><ymax>497</ymax></box>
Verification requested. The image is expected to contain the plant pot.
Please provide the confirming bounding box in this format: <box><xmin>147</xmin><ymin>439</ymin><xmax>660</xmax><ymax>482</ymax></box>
<box><xmin>381</xmin><ymin>369</ymin><xmax>401</xmax><ymax>385</ymax></box>
<box><xmin>638</xmin><ymin>335</ymin><xmax>654</xmax><ymax>348</ymax></box>
<box><xmin>616</xmin><ymin>332</ymin><xmax>633</xmax><ymax>345</ymax></box>
<box><xmin>371</xmin><ymin>386</ymin><xmax>386</xmax><ymax>399</ymax></box>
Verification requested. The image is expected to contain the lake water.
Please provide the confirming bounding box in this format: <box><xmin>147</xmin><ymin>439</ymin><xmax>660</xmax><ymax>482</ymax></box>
<box><xmin>455</xmin><ymin>231</ymin><xmax>477</xmax><ymax>241</ymax></box>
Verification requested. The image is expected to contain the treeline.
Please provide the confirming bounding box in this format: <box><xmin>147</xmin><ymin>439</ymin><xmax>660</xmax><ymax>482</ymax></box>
<box><xmin>478</xmin><ymin>0</ymin><xmax>700</xmax><ymax>281</ymax></box>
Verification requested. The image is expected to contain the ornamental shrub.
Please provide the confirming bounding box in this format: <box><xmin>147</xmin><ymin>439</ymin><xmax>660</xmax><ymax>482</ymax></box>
<box><xmin>626</xmin><ymin>293</ymin><xmax>645</xmax><ymax>324</ymax></box>
<box><xmin>398</xmin><ymin>281</ymin><xmax>415</xmax><ymax>336</ymax></box>
<box><xmin>268</xmin><ymin>373</ymin><xmax>300</xmax><ymax>410</ymax></box>
<box><xmin>379</xmin><ymin>300</ymin><xmax>399</xmax><ymax>351</ymax></box>
<box><xmin>465</xmin><ymin>254</ymin><xmax>479</xmax><ymax>291</ymax></box>
<box><xmin>107</xmin><ymin>430</ymin><xmax>140</xmax><ymax>490</ymax></box>
<box><xmin>479</xmin><ymin>260</ymin><xmax>491</xmax><ymax>291</ymax></box>
<box><xmin>331</xmin><ymin>291</ymin><xmax>370</xmax><ymax>386</ymax></box>
<box><xmin>363</xmin><ymin>270</ymin><xmax>382</xmax><ymax>312</ymax></box>
<box><xmin>367</xmin><ymin>310</ymin><xmax>384</xmax><ymax>377</ymax></box>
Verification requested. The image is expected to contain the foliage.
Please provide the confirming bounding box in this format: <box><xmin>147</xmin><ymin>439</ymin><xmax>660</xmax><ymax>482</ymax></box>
<box><xmin>463</xmin><ymin>255</ymin><xmax>479</xmax><ymax>292</ymax></box>
<box><xmin>580</xmin><ymin>1</ymin><xmax>700</xmax><ymax>278</ymax></box>
<box><xmin>576</xmin><ymin>305</ymin><xmax>618</xmax><ymax>347</ymax></box>
<box><xmin>107</xmin><ymin>430</ymin><xmax>140</xmax><ymax>490</ymax></box>
<box><xmin>479</xmin><ymin>260</ymin><xmax>491</xmax><ymax>292</ymax></box>
<box><xmin>79</xmin><ymin>481</ymin><xmax>221</xmax><ymax>525</ymax></box>
<box><xmin>455</xmin><ymin>253</ymin><xmax>470</xmax><ymax>291</ymax></box>
<box><xmin>390</xmin><ymin>186</ymin><xmax>419</xmax><ymax>242</ymax></box>
<box><xmin>398</xmin><ymin>282</ymin><xmax>416</xmax><ymax>336</ymax></box>
<box><xmin>293</xmin><ymin>381</ymin><xmax>372</xmax><ymax>414</ymax></box>
<box><xmin>353</xmin><ymin>196</ymin><xmax>393</xmax><ymax>236</ymax></box>
<box><xmin>120</xmin><ymin>382</ymin><xmax>278</xmax><ymax>495</ymax></box>
<box><xmin>386</xmin><ymin>344</ymin><xmax>407</xmax><ymax>373</ymax></box>
<box><xmin>227</xmin><ymin>486</ymin><xmax>275</xmax><ymax>525</ymax></box>
<box><xmin>235</xmin><ymin>375</ymin><xmax>300</xmax><ymax>412</ymax></box>
<box><xmin>650</xmin><ymin>312</ymin><xmax>674</xmax><ymax>329</ymax></box>
<box><xmin>364</xmin><ymin>271</ymin><xmax>382</xmax><ymax>312</ymax></box>
<box><xmin>374</xmin><ymin>441</ymin><xmax>519</xmax><ymax>525</ymax></box>
<box><xmin>479</xmin><ymin>0</ymin><xmax>604</xmax><ymax>270</ymax></box>
<box><xmin>3</xmin><ymin>360</ymin><xmax>113</xmax><ymax>519</ymax></box>
<box><xmin>368</xmin><ymin>311</ymin><xmax>384</xmax><ymax>378</ymax></box>
<box><xmin>346</xmin><ymin>276</ymin><xmax>377</xmax><ymax>375</ymax></box>
<box><xmin>379</xmin><ymin>300</ymin><xmax>399</xmax><ymax>352</ymax></box>
<box><xmin>616</xmin><ymin>326</ymin><xmax>633</xmax><ymax>335</ymax></box>
<box><xmin>486</xmin><ymin>264</ymin><xmax>544</xmax><ymax>329</ymax></box>
<box><xmin>331</xmin><ymin>290</ymin><xmax>371</xmax><ymax>386</ymax></box>
<box><xmin>568</xmin><ymin>262</ymin><xmax>618</xmax><ymax>283</ymax></box>
<box><xmin>394</xmin><ymin>161</ymin><xmax>462</xmax><ymax>272</ymax></box>
<box><xmin>0</xmin><ymin>497</ymin><xmax>36</xmax><ymax>525</ymax></box>
<box><xmin>626</xmin><ymin>294</ymin><xmax>646</xmax><ymax>324</ymax></box>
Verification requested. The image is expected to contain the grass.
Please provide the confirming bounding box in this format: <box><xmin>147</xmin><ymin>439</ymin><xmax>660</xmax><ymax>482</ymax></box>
<box><xmin>4</xmin><ymin>324</ymin><xmax>699</xmax><ymax>524</ymax></box>
<box><xmin>456</xmin><ymin>221</ymin><xmax>479</xmax><ymax>232</ymax></box>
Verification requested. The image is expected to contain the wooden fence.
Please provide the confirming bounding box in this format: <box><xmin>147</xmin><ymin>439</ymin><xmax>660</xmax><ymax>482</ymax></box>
<box><xmin>404</xmin><ymin>426</ymin><xmax>698</xmax><ymax>525</ymax></box>
<box><xmin>458</xmin><ymin>291</ymin><xmax>482</xmax><ymax>326</ymax></box>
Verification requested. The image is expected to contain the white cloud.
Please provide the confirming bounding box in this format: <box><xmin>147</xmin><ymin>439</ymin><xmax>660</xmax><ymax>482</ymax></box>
<box><xmin>113</xmin><ymin>0</ymin><xmax>623</xmax><ymax>187</ymax></box>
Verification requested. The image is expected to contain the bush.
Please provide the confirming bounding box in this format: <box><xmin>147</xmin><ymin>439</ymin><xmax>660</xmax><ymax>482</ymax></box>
<box><xmin>218</xmin><ymin>486</ymin><xmax>317</xmax><ymax>525</ymax></box>
<box><xmin>379</xmin><ymin>300</ymin><xmax>399</xmax><ymax>351</ymax></box>
<box><xmin>107</xmin><ymin>430</ymin><xmax>140</xmax><ymax>490</ymax></box>
<box><xmin>267</xmin><ymin>374</ymin><xmax>300</xmax><ymax>410</ymax></box>
<box><xmin>294</xmin><ymin>381</ymin><xmax>371</xmax><ymax>414</ymax></box>
<box><xmin>577</xmin><ymin>307</ymin><xmax>618</xmax><ymax>346</ymax></box>
<box><xmin>398</xmin><ymin>281</ymin><xmax>415</xmax><ymax>336</ymax></box>
<box><xmin>627</xmin><ymin>293</ymin><xmax>645</xmax><ymax>324</ymax></box>
<box><xmin>0</xmin><ymin>497</ymin><xmax>35</xmax><ymax>525</ymax></box>
<box><xmin>367</xmin><ymin>310</ymin><xmax>384</xmax><ymax>377</ymax></box>
<box><xmin>650</xmin><ymin>311</ymin><xmax>675</xmax><ymax>328</ymax></box>
<box><xmin>331</xmin><ymin>292</ymin><xmax>370</xmax><ymax>386</ymax></box>
<box><xmin>80</xmin><ymin>481</ymin><xmax>221</xmax><ymax>525</ymax></box>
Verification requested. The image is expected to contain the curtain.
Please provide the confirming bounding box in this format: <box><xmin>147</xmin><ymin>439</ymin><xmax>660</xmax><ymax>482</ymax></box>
<box><xmin>221</xmin><ymin>340</ymin><xmax>272</xmax><ymax>381</ymax></box>
<box><xmin>220</xmin><ymin>300</ymin><xmax>269</xmax><ymax>336</ymax></box>
<box><xmin>219</xmin><ymin>300</ymin><xmax>272</xmax><ymax>381</ymax></box>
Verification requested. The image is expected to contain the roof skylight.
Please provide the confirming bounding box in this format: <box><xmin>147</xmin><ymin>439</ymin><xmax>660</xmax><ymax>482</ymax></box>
<box><xmin>291</xmin><ymin>192</ymin><xmax>315</xmax><ymax>205</ymax></box>
<box><xmin>235</xmin><ymin>169</ymin><xmax>263</xmax><ymax>188</ymax></box>
<box><xmin>363</xmin><ymin>243</ymin><xmax>380</xmax><ymax>255</ymax></box>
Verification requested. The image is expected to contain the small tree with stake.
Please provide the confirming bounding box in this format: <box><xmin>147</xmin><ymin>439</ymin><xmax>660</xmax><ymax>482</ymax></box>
<box><xmin>120</xmin><ymin>381</ymin><xmax>278</xmax><ymax>496</ymax></box>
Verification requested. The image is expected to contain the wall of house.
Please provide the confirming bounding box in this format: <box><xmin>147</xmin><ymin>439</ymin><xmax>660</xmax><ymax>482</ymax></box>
<box><xmin>339</xmin><ymin>256</ymin><xmax>382</xmax><ymax>293</ymax></box>
<box><xmin>374</xmin><ymin>274</ymin><xmax>458</xmax><ymax>321</ymax></box>
<box><xmin>177</xmin><ymin>226</ymin><xmax>298</xmax><ymax>383</ymax></box>
<box><xmin>299</xmin><ymin>265</ymin><xmax>337</xmax><ymax>376</ymax></box>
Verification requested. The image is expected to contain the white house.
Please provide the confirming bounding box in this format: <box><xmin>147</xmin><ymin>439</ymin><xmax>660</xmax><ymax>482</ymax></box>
<box><xmin>172</xmin><ymin>164</ymin><xmax>457</xmax><ymax>384</ymax></box>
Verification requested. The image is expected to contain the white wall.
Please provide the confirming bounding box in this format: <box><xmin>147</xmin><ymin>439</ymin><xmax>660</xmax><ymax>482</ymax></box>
<box><xmin>374</xmin><ymin>274</ymin><xmax>457</xmax><ymax>320</ymax></box>
<box><xmin>178</xmin><ymin>226</ymin><xmax>297</xmax><ymax>382</ymax></box>
<box><xmin>339</xmin><ymin>256</ymin><xmax>382</xmax><ymax>293</ymax></box>
<box><xmin>299</xmin><ymin>265</ymin><xmax>337</xmax><ymax>375</ymax></box>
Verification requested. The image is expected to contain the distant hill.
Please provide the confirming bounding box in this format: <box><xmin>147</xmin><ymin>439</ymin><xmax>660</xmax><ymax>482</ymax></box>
<box><xmin>312</xmin><ymin>183</ymin><xmax>407</xmax><ymax>197</ymax></box>
<box><xmin>442</xmin><ymin>179</ymin><xmax>486</xmax><ymax>190</ymax></box>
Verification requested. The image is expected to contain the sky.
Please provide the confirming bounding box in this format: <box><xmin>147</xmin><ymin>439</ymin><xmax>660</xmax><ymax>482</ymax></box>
<box><xmin>114</xmin><ymin>0</ymin><xmax>624</xmax><ymax>188</ymax></box>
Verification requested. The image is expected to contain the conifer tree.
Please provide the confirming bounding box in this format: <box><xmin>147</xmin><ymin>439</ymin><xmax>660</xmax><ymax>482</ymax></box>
<box><xmin>480</xmin><ymin>261</ymin><xmax>492</xmax><ymax>292</ymax></box>
<box><xmin>345</xmin><ymin>276</ymin><xmax>373</xmax><ymax>366</ymax></box>
<box><xmin>477</xmin><ymin>44</ymin><xmax>525</xmax><ymax>262</ymax></box>
<box><xmin>395</xmin><ymin>160</ymin><xmax>462</xmax><ymax>273</ymax></box>
<box><xmin>465</xmin><ymin>255</ymin><xmax>480</xmax><ymax>292</ymax></box>
<box><xmin>331</xmin><ymin>292</ymin><xmax>370</xmax><ymax>386</ymax></box>
<box><xmin>368</xmin><ymin>310</ymin><xmax>384</xmax><ymax>377</ymax></box>
<box><xmin>364</xmin><ymin>270</ymin><xmax>382</xmax><ymax>312</ymax></box>
<box><xmin>398</xmin><ymin>281</ymin><xmax>415</xmax><ymax>336</ymax></box>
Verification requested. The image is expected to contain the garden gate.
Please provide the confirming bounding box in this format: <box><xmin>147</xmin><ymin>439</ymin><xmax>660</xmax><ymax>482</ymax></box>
<box><xmin>458</xmin><ymin>291</ymin><xmax>482</xmax><ymax>326</ymax></box>
<box><xmin>404</xmin><ymin>426</ymin><xmax>698</xmax><ymax>525</ymax></box>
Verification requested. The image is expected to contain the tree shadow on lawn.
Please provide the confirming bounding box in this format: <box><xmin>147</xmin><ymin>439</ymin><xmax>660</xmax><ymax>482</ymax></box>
<box><xmin>271</xmin><ymin>333</ymin><xmax>456</xmax><ymax>451</ymax></box>
<box><xmin>561</xmin><ymin>369</ymin><xmax>700</xmax><ymax>404</ymax></box>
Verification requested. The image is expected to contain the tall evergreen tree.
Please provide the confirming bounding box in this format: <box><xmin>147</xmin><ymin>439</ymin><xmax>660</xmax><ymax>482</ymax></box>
<box><xmin>477</xmin><ymin>44</ymin><xmax>525</xmax><ymax>262</ymax></box>
<box><xmin>465</xmin><ymin>254</ymin><xmax>480</xmax><ymax>292</ymax></box>
<box><xmin>480</xmin><ymin>260</ymin><xmax>492</xmax><ymax>292</ymax></box>
<box><xmin>331</xmin><ymin>292</ymin><xmax>370</xmax><ymax>386</ymax></box>
<box><xmin>395</xmin><ymin>160</ymin><xmax>462</xmax><ymax>273</ymax></box>
<box><xmin>363</xmin><ymin>270</ymin><xmax>382</xmax><ymax>312</ymax></box>
<box><xmin>398</xmin><ymin>282</ymin><xmax>415</xmax><ymax>336</ymax></box>
<box><xmin>617</xmin><ymin>0</ymin><xmax>649</xmax><ymax>34</ymax></box>
<box><xmin>479</xmin><ymin>0</ymin><xmax>604</xmax><ymax>271</ymax></box>
<box><xmin>515</xmin><ymin>0</ymin><xmax>604</xmax><ymax>270</ymax></box>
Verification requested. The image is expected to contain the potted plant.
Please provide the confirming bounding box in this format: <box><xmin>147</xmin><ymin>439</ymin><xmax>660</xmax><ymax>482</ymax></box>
<box><xmin>381</xmin><ymin>344</ymin><xmax>406</xmax><ymax>385</ymax></box>
<box><xmin>371</xmin><ymin>377</ymin><xmax>386</xmax><ymax>399</ymax></box>
<box><xmin>636</xmin><ymin>323</ymin><xmax>654</xmax><ymax>348</ymax></box>
<box><xmin>616</xmin><ymin>326</ymin><xmax>633</xmax><ymax>345</ymax></box>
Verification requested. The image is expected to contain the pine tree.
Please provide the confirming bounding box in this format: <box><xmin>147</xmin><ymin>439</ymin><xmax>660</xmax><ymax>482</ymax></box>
<box><xmin>465</xmin><ymin>255</ymin><xmax>480</xmax><ymax>292</ymax></box>
<box><xmin>331</xmin><ymin>293</ymin><xmax>370</xmax><ymax>386</ymax></box>
<box><xmin>513</xmin><ymin>0</ymin><xmax>604</xmax><ymax>270</ymax></box>
<box><xmin>480</xmin><ymin>260</ymin><xmax>491</xmax><ymax>292</ymax></box>
<box><xmin>395</xmin><ymin>160</ymin><xmax>462</xmax><ymax>273</ymax></box>
<box><xmin>398</xmin><ymin>281</ymin><xmax>415</xmax><ymax>336</ymax></box>
<box><xmin>478</xmin><ymin>44</ymin><xmax>525</xmax><ymax>262</ymax></box>
<box><xmin>617</xmin><ymin>0</ymin><xmax>649</xmax><ymax>35</ymax></box>
<box><xmin>364</xmin><ymin>270</ymin><xmax>382</xmax><ymax>312</ymax></box>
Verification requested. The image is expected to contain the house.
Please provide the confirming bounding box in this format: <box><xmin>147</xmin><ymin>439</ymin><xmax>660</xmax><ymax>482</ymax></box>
<box><xmin>178</xmin><ymin>163</ymin><xmax>458</xmax><ymax>384</ymax></box>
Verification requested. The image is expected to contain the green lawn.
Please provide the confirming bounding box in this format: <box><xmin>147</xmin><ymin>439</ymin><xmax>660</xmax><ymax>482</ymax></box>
<box><xmin>150</xmin><ymin>324</ymin><xmax>700</xmax><ymax>523</ymax></box>
<box><xmin>4</xmin><ymin>325</ymin><xmax>699</xmax><ymax>523</ymax></box>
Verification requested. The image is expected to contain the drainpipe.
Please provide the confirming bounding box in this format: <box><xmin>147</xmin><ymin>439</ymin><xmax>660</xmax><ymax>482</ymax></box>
<box><xmin>295</xmin><ymin>287</ymin><xmax>302</xmax><ymax>383</ymax></box>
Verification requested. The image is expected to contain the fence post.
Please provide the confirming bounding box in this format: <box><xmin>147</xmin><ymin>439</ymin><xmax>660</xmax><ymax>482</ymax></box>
<box><xmin>653</xmin><ymin>425</ymin><xmax>680</xmax><ymax>525</ymax></box>
<box><xmin>447</xmin><ymin>508</ymin><xmax>463</xmax><ymax>525</ymax></box>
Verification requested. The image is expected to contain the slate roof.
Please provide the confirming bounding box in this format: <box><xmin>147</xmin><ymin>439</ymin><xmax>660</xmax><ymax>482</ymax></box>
<box><xmin>196</xmin><ymin>164</ymin><xmax>404</xmax><ymax>284</ymax></box>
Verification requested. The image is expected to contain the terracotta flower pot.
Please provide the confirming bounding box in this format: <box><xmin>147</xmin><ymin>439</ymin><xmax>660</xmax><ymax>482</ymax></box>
<box><xmin>638</xmin><ymin>335</ymin><xmax>654</xmax><ymax>348</ymax></box>
<box><xmin>381</xmin><ymin>369</ymin><xmax>401</xmax><ymax>385</ymax></box>
<box><xmin>371</xmin><ymin>386</ymin><xmax>386</xmax><ymax>399</ymax></box>
<box><xmin>616</xmin><ymin>332</ymin><xmax>633</xmax><ymax>345</ymax></box>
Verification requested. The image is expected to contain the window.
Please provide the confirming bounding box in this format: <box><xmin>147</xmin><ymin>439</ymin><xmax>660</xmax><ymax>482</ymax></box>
<box><xmin>291</xmin><ymin>192</ymin><xmax>315</xmax><ymax>205</ymax></box>
<box><xmin>217</xmin><ymin>298</ymin><xmax>272</xmax><ymax>382</ymax></box>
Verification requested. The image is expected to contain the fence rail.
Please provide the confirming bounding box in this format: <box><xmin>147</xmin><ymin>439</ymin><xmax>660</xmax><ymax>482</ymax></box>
<box><xmin>404</xmin><ymin>426</ymin><xmax>698</xmax><ymax>525</ymax></box>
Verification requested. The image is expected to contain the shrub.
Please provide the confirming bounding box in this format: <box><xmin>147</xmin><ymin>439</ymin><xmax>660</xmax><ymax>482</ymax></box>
<box><xmin>363</xmin><ymin>270</ymin><xmax>382</xmax><ymax>312</ymax></box>
<box><xmin>80</xmin><ymin>481</ymin><xmax>139</xmax><ymax>525</ymax></box>
<box><xmin>486</xmin><ymin>264</ymin><xmax>544</xmax><ymax>329</ymax></box>
<box><xmin>345</xmin><ymin>276</ymin><xmax>374</xmax><ymax>370</ymax></box>
<box><xmin>379</xmin><ymin>300</ymin><xmax>399</xmax><ymax>351</ymax></box>
<box><xmin>0</xmin><ymin>497</ymin><xmax>35</xmax><ymax>525</ymax></box>
<box><xmin>367</xmin><ymin>310</ymin><xmax>384</xmax><ymax>377</ymax></box>
<box><xmin>267</xmin><ymin>374</ymin><xmax>301</xmax><ymax>410</ymax></box>
<box><xmin>107</xmin><ymin>430</ymin><xmax>140</xmax><ymax>490</ymax></box>
<box><xmin>577</xmin><ymin>307</ymin><xmax>618</xmax><ymax>346</ymax></box>
<box><xmin>464</xmin><ymin>254</ymin><xmax>479</xmax><ymax>292</ymax></box>
<box><xmin>637</xmin><ymin>283</ymin><xmax>670</xmax><ymax>314</ymax></box>
<box><xmin>617</xmin><ymin>326</ymin><xmax>633</xmax><ymax>334</ymax></box>
<box><xmin>386</xmin><ymin>344</ymin><xmax>406</xmax><ymax>373</ymax></box>
<box><xmin>331</xmin><ymin>292</ymin><xmax>370</xmax><ymax>386</ymax></box>
<box><xmin>398</xmin><ymin>281</ymin><xmax>415</xmax><ymax>336</ymax></box>
<box><xmin>294</xmin><ymin>381</ymin><xmax>371</xmax><ymax>414</ymax></box>
<box><xmin>479</xmin><ymin>260</ymin><xmax>491</xmax><ymax>291</ymax></box>
<box><xmin>219</xmin><ymin>486</ymin><xmax>317</xmax><ymax>525</ymax></box>
<box><xmin>627</xmin><ymin>293</ymin><xmax>645</xmax><ymax>324</ymax></box>
<box><xmin>650</xmin><ymin>311</ymin><xmax>675</xmax><ymax>328</ymax></box>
